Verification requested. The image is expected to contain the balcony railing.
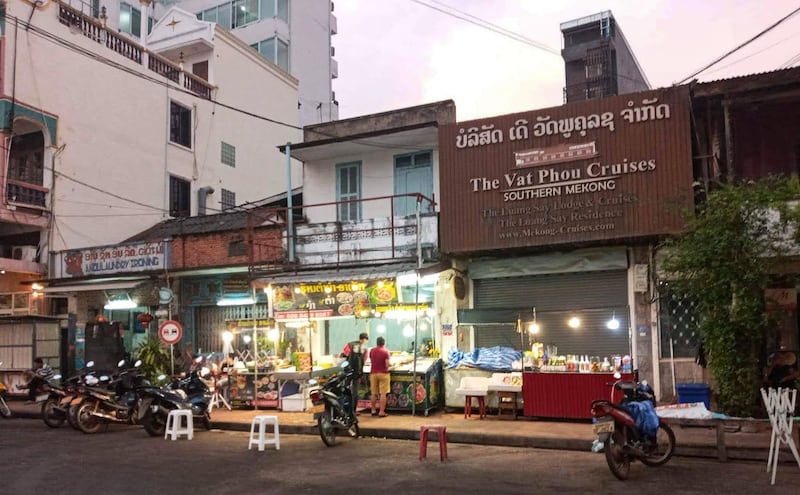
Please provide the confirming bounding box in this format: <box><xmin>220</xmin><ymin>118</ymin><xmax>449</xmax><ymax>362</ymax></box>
<box><xmin>57</xmin><ymin>2</ymin><xmax>214</xmax><ymax>99</ymax></box>
<box><xmin>6</xmin><ymin>179</ymin><xmax>48</xmax><ymax>209</ymax></box>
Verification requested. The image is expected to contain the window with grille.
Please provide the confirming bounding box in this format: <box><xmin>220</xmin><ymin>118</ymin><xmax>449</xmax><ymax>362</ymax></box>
<box><xmin>659</xmin><ymin>283</ymin><xmax>702</xmax><ymax>358</ymax></box>
<box><xmin>221</xmin><ymin>188</ymin><xmax>236</xmax><ymax>211</ymax></box>
<box><xmin>169</xmin><ymin>176</ymin><xmax>190</xmax><ymax>218</ymax></box>
<box><xmin>221</xmin><ymin>142</ymin><xmax>236</xmax><ymax>167</ymax></box>
<box><xmin>169</xmin><ymin>102</ymin><xmax>192</xmax><ymax>148</ymax></box>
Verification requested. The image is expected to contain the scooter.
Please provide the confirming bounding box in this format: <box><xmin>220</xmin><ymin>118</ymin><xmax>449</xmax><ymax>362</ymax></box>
<box><xmin>137</xmin><ymin>358</ymin><xmax>212</xmax><ymax>437</ymax></box>
<box><xmin>0</xmin><ymin>362</ymin><xmax>11</xmax><ymax>419</ymax></box>
<box><xmin>308</xmin><ymin>361</ymin><xmax>359</xmax><ymax>447</ymax></box>
<box><xmin>40</xmin><ymin>361</ymin><xmax>97</xmax><ymax>428</ymax></box>
<box><xmin>591</xmin><ymin>372</ymin><xmax>676</xmax><ymax>480</ymax></box>
<box><xmin>75</xmin><ymin>360</ymin><xmax>153</xmax><ymax>434</ymax></box>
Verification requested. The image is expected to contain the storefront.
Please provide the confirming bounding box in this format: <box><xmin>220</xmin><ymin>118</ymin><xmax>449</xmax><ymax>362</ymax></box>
<box><xmin>437</xmin><ymin>87</ymin><xmax>694</xmax><ymax>415</ymax></box>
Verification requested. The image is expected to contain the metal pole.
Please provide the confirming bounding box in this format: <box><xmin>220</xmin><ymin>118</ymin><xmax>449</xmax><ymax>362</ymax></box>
<box><xmin>286</xmin><ymin>143</ymin><xmax>294</xmax><ymax>263</ymax></box>
<box><xmin>412</xmin><ymin>197</ymin><xmax>422</xmax><ymax>416</ymax></box>
<box><xmin>253</xmin><ymin>286</ymin><xmax>258</xmax><ymax>411</ymax></box>
<box><xmin>170</xmin><ymin>344</ymin><xmax>174</xmax><ymax>376</ymax></box>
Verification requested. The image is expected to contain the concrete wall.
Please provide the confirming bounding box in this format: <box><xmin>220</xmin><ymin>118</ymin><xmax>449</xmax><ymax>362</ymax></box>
<box><xmin>3</xmin><ymin>2</ymin><xmax>299</xmax><ymax>252</ymax></box>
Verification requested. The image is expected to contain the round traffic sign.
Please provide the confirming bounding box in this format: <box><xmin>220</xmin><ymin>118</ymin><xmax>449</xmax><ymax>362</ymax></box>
<box><xmin>158</xmin><ymin>320</ymin><xmax>183</xmax><ymax>345</ymax></box>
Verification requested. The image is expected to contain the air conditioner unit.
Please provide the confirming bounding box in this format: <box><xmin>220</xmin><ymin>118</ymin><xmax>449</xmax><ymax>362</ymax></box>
<box><xmin>12</xmin><ymin>245</ymin><xmax>37</xmax><ymax>262</ymax></box>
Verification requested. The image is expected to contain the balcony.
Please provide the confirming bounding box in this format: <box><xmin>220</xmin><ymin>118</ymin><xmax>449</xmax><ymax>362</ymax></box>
<box><xmin>331</xmin><ymin>58</ymin><xmax>338</xmax><ymax>79</ymax></box>
<box><xmin>6</xmin><ymin>180</ymin><xmax>48</xmax><ymax>210</ymax></box>
<box><xmin>57</xmin><ymin>2</ymin><xmax>214</xmax><ymax>99</ymax></box>
<box><xmin>330</xmin><ymin>14</ymin><xmax>338</xmax><ymax>35</ymax></box>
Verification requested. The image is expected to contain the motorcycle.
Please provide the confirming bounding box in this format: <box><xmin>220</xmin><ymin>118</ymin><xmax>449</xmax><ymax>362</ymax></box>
<box><xmin>137</xmin><ymin>359</ymin><xmax>212</xmax><ymax>437</ymax></box>
<box><xmin>308</xmin><ymin>361</ymin><xmax>360</xmax><ymax>447</ymax></box>
<box><xmin>591</xmin><ymin>372</ymin><xmax>676</xmax><ymax>480</ymax></box>
<box><xmin>75</xmin><ymin>360</ymin><xmax>153</xmax><ymax>434</ymax></box>
<box><xmin>40</xmin><ymin>361</ymin><xmax>97</xmax><ymax>429</ymax></box>
<box><xmin>0</xmin><ymin>362</ymin><xmax>11</xmax><ymax>419</ymax></box>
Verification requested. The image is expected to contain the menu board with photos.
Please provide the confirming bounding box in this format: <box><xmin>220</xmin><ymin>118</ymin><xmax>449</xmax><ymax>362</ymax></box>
<box><xmin>273</xmin><ymin>281</ymin><xmax>399</xmax><ymax>320</ymax></box>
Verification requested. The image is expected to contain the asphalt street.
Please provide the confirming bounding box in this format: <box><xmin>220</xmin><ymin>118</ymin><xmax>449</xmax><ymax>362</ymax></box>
<box><xmin>1</xmin><ymin>418</ymin><xmax>798</xmax><ymax>494</ymax></box>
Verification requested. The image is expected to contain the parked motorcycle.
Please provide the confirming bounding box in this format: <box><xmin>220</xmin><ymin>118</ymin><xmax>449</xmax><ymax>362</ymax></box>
<box><xmin>137</xmin><ymin>359</ymin><xmax>212</xmax><ymax>437</ymax></box>
<box><xmin>75</xmin><ymin>360</ymin><xmax>152</xmax><ymax>434</ymax></box>
<box><xmin>308</xmin><ymin>361</ymin><xmax>359</xmax><ymax>447</ymax></box>
<box><xmin>40</xmin><ymin>361</ymin><xmax>96</xmax><ymax>429</ymax></box>
<box><xmin>591</xmin><ymin>373</ymin><xmax>676</xmax><ymax>480</ymax></box>
<box><xmin>0</xmin><ymin>362</ymin><xmax>11</xmax><ymax>419</ymax></box>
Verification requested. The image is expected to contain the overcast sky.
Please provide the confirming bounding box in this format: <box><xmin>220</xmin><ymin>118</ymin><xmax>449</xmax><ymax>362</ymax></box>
<box><xmin>332</xmin><ymin>0</ymin><xmax>800</xmax><ymax>121</ymax></box>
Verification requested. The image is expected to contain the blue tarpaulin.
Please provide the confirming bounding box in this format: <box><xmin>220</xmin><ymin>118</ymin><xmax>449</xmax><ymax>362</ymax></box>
<box><xmin>446</xmin><ymin>346</ymin><xmax>523</xmax><ymax>372</ymax></box>
<box><xmin>624</xmin><ymin>400</ymin><xmax>660</xmax><ymax>438</ymax></box>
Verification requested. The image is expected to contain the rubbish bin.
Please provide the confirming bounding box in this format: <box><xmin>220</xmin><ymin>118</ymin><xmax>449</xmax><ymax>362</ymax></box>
<box><xmin>676</xmin><ymin>383</ymin><xmax>710</xmax><ymax>410</ymax></box>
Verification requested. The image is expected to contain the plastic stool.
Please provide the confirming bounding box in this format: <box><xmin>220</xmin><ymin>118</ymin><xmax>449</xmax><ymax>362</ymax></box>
<box><xmin>419</xmin><ymin>425</ymin><xmax>447</xmax><ymax>461</ymax></box>
<box><xmin>164</xmin><ymin>410</ymin><xmax>193</xmax><ymax>440</ymax></box>
<box><xmin>249</xmin><ymin>415</ymin><xmax>280</xmax><ymax>451</ymax></box>
<box><xmin>464</xmin><ymin>395</ymin><xmax>486</xmax><ymax>419</ymax></box>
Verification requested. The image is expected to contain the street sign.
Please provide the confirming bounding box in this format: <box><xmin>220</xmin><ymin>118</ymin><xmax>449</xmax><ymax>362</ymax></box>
<box><xmin>158</xmin><ymin>320</ymin><xmax>183</xmax><ymax>345</ymax></box>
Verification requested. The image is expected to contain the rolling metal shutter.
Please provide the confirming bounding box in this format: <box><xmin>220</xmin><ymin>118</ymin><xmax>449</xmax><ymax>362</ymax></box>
<box><xmin>472</xmin><ymin>270</ymin><xmax>629</xmax><ymax>357</ymax></box>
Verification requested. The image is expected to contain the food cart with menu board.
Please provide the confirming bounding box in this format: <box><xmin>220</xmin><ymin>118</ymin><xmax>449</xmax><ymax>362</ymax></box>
<box><xmin>360</xmin><ymin>357</ymin><xmax>443</xmax><ymax>416</ymax></box>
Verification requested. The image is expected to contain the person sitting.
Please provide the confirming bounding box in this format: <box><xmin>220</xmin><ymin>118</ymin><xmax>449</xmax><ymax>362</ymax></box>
<box><xmin>17</xmin><ymin>357</ymin><xmax>53</xmax><ymax>402</ymax></box>
<box><xmin>765</xmin><ymin>351</ymin><xmax>799</xmax><ymax>390</ymax></box>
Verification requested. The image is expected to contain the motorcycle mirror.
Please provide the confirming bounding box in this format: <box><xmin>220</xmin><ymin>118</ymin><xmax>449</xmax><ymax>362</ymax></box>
<box><xmin>157</xmin><ymin>374</ymin><xmax>167</xmax><ymax>381</ymax></box>
<box><xmin>641</xmin><ymin>380</ymin><xmax>648</xmax><ymax>387</ymax></box>
<box><xmin>341</xmin><ymin>361</ymin><xmax>350</xmax><ymax>369</ymax></box>
<box><xmin>613</xmin><ymin>372</ymin><xmax>622</xmax><ymax>380</ymax></box>
<box><xmin>52</xmin><ymin>374</ymin><xmax>62</xmax><ymax>380</ymax></box>
<box><xmin>308</xmin><ymin>379</ymin><xmax>318</xmax><ymax>386</ymax></box>
<box><xmin>117</xmin><ymin>360</ymin><xmax>126</xmax><ymax>368</ymax></box>
<box><xmin>195</xmin><ymin>356</ymin><xmax>203</xmax><ymax>363</ymax></box>
<box><xmin>86</xmin><ymin>361</ymin><xmax>95</xmax><ymax>368</ymax></box>
<box><xmin>85</xmin><ymin>375</ymin><xmax>99</xmax><ymax>386</ymax></box>
<box><xmin>134</xmin><ymin>360</ymin><xmax>142</xmax><ymax>367</ymax></box>
<box><xmin>99</xmin><ymin>375</ymin><xmax>110</xmax><ymax>382</ymax></box>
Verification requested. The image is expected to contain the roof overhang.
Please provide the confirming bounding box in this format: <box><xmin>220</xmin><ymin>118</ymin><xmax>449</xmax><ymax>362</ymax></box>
<box><xmin>253</xmin><ymin>261</ymin><xmax>447</xmax><ymax>287</ymax></box>
<box><xmin>279</xmin><ymin>123</ymin><xmax>439</xmax><ymax>162</ymax></box>
<box><xmin>42</xmin><ymin>278</ymin><xmax>148</xmax><ymax>294</ymax></box>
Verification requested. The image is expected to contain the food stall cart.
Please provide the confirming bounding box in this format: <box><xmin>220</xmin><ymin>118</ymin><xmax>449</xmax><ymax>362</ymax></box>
<box><xmin>361</xmin><ymin>357</ymin><xmax>443</xmax><ymax>416</ymax></box>
<box><xmin>229</xmin><ymin>366</ymin><xmax>341</xmax><ymax>409</ymax></box>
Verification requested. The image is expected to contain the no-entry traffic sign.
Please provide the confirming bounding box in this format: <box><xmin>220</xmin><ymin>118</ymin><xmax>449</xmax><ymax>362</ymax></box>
<box><xmin>158</xmin><ymin>320</ymin><xmax>183</xmax><ymax>345</ymax></box>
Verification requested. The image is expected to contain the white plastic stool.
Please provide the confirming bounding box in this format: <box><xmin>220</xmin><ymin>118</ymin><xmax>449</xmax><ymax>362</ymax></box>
<box><xmin>249</xmin><ymin>415</ymin><xmax>280</xmax><ymax>451</ymax></box>
<box><xmin>164</xmin><ymin>409</ymin><xmax>194</xmax><ymax>440</ymax></box>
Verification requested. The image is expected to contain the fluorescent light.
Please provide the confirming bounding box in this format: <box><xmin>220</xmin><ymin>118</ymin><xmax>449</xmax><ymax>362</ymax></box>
<box><xmin>104</xmin><ymin>299</ymin><xmax>137</xmax><ymax>310</ymax></box>
<box><xmin>216</xmin><ymin>297</ymin><xmax>255</xmax><ymax>306</ymax></box>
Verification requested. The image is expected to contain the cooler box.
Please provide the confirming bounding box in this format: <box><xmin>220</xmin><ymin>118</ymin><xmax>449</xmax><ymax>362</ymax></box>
<box><xmin>281</xmin><ymin>393</ymin><xmax>309</xmax><ymax>412</ymax></box>
<box><xmin>676</xmin><ymin>383</ymin><xmax>710</xmax><ymax>410</ymax></box>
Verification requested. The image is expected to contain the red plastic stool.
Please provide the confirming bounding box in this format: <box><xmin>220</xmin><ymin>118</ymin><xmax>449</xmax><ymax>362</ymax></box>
<box><xmin>419</xmin><ymin>425</ymin><xmax>448</xmax><ymax>461</ymax></box>
<box><xmin>464</xmin><ymin>395</ymin><xmax>486</xmax><ymax>419</ymax></box>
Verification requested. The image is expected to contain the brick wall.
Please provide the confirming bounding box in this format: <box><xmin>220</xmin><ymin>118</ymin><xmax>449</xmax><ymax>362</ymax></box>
<box><xmin>171</xmin><ymin>227</ymin><xmax>283</xmax><ymax>269</ymax></box>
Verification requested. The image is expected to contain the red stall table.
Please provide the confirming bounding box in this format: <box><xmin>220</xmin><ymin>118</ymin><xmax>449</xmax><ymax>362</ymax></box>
<box><xmin>522</xmin><ymin>371</ymin><xmax>636</xmax><ymax>419</ymax></box>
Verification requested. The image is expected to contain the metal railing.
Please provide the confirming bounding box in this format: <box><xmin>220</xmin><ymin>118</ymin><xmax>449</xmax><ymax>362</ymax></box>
<box><xmin>6</xmin><ymin>180</ymin><xmax>48</xmax><ymax>209</ymax></box>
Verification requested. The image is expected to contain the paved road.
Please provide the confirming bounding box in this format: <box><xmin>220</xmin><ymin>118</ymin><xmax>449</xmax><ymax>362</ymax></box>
<box><xmin>1</xmin><ymin>419</ymin><xmax>798</xmax><ymax>494</ymax></box>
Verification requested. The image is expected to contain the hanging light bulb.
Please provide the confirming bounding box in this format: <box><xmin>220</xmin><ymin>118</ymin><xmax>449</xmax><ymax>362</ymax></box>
<box><xmin>376</xmin><ymin>324</ymin><xmax>387</xmax><ymax>334</ymax></box>
<box><xmin>528</xmin><ymin>322</ymin><xmax>540</xmax><ymax>334</ymax></box>
<box><xmin>606</xmin><ymin>311</ymin><xmax>620</xmax><ymax>330</ymax></box>
<box><xmin>568</xmin><ymin>316</ymin><xmax>581</xmax><ymax>329</ymax></box>
<box><xmin>402</xmin><ymin>324</ymin><xmax>414</xmax><ymax>337</ymax></box>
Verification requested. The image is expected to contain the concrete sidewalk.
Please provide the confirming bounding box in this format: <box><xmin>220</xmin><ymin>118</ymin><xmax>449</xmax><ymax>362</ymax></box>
<box><xmin>6</xmin><ymin>399</ymin><xmax>793</xmax><ymax>463</ymax></box>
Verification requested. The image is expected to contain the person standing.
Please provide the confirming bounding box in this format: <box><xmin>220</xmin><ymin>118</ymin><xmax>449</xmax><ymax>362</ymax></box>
<box><xmin>17</xmin><ymin>357</ymin><xmax>53</xmax><ymax>402</ymax></box>
<box><xmin>341</xmin><ymin>332</ymin><xmax>369</xmax><ymax>414</ymax></box>
<box><xmin>369</xmin><ymin>336</ymin><xmax>391</xmax><ymax>417</ymax></box>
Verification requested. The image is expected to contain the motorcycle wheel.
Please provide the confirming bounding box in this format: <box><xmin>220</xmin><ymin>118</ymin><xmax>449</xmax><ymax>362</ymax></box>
<box><xmin>42</xmin><ymin>397</ymin><xmax>66</xmax><ymax>428</ymax></box>
<box><xmin>141</xmin><ymin>405</ymin><xmax>170</xmax><ymax>437</ymax></box>
<box><xmin>0</xmin><ymin>395</ymin><xmax>11</xmax><ymax>418</ymax></box>
<box><xmin>76</xmin><ymin>402</ymin><xmax>104</xmax><ymax>434</ymax></box>
<box><xmin>318</xmin><ymin>409</ymin><xmax>337</xmax><ymax>447</ymax></box>
<box><xmin>603</xmin><ymin>430</ymin><xmax>631</xmax><ymax>481</ymax></box>
<box><xmin>639</xmin><ymin>423</ymin><xmax>676</xmax><ymax>467</ymax></box>
<box><xmin>67</xmin><ymin>403</ymin><xmax>81</xmax><ymax>430</ymax></box>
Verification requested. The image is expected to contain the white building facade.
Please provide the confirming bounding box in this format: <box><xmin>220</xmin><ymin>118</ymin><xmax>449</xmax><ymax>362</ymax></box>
<box><xmin>97</xmin><ymin>0</ymin><xmax>338</xmax><ymax>126</ymax></box>
<box><xmin>0</xmin><ymin>0</ymin><xmax>300</xmax><ymax>311</ymax></box>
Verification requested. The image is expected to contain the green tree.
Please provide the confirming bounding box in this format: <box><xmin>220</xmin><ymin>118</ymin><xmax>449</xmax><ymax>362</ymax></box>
<box><xmin>134</xmin><ymin>336</ymin><xmax>175</xmax><ymax>382</ymax></box>
<box><xmin>661</xmin><ymin>176</ymin><xmax>800</xmax><ymax>416</ymax></box>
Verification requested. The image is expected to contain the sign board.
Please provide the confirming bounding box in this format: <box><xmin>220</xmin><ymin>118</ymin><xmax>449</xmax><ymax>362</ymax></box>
<box><xmin>633</xmin><ymin>264</ymin><xmax>649</xmax><ymax>293</ymax></box>
<box><xmin>51</xmin><ymin>241</ymin><xmax>168</xmax><ymax>278</ymax></box>
<box><xmin>158</xmin><ymin>320</ymin><xmax>183</xmax><ymax>345</ymax></box>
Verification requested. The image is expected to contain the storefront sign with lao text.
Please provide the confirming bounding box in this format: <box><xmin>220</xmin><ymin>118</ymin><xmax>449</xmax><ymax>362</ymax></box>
<box><xmin>54</xmin><ymin>241</ymin><xmax>168</xmax><ymax>278</ymax></box>
<box><xmin>272</xmin><ymin>280</ymin><xmax>399</xmax><ymax>319</ymax></box>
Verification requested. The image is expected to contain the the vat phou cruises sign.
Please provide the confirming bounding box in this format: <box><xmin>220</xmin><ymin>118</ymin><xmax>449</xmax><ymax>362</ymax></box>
<box><xmin>439</xmin><ymin>87</ymin><xmax>693</xmax><ymax>253</ymax></box>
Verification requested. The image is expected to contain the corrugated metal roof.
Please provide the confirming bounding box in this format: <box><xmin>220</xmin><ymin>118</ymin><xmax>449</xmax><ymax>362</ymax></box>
<box><xmin>693</xmin><ymin>66</ymin><xmax>800</xmax><ymax>97</ymax></box>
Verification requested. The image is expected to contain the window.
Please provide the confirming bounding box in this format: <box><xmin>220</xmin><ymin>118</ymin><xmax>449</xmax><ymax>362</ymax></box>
<box><xmin>169</xmin><ymin>176</ymin><xmax>190</xmax><ymax>218</ymax></box>
<box><xmin>276</xmin><ymin>0</ymin><xmax>289</xmax><ymax>22</ymax></box>
<box><xmin>119</xmin><ymin>2</ymin><xmax>155</xmax><ymax>38</ymax></box>
<box><xmin>220</xmin><ymin>142</ymin><xmax>236</xmax><ymax>167</ymax></box>
<box><xmin>7</xmin><ymin>131</ymin><xmax>46</xmax><ymax>208</ymax></box>
<box><xmin>169</xmin><ymin>102</ymin><xmax>192</xmax><ymax>148</ymax></box>
<box><xmin>253</xmin><ymin>37</ymin><xmax>290</xmax><ymax>71</ymax></box>
<box><xmin>221</xmin><ymin>188</ymin><xmax>236</xmax><ymax>211</ymax></box>
<box><xmin>336</xmin><ymin>162</ymin><xmax>361</xmax><ymax>222</ymax></box>
<box><xmin>91</xmin><ymin>0</ymin><xmax>100</xmax><ymax>18</ymax></box>
<box><xmin>0</xmin><ymin>6</ymin><xmax>5</xmax><ymax>36</ymax></box>
<box><xmin>394</xmin><ymin>151</ymin><xmax>433</xmax><ymax>217</ymax></box>
<box><xmin>233</xmin><ymin>0</ymin><xmax>259</xmax><ymax>28</ymax></box>
<box><xmin>658</xmin><ymin>283</ymin><xmax>702</xmax><ymax>358</ymax></box>
<box><xmin>199</xmin><ymin>4</ymin><xmax>232</xmax><ymax>29</ymax></box>
<box><xmin>228</xmin><ymin>239</ymin><xmax>247</xmax><ymax>257</ymax></box>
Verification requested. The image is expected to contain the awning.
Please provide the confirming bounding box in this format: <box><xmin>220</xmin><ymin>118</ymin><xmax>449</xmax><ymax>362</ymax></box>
<box><xmin>42</xmin><ymin>279</ymin><xmax>148</xmax><ymax>293</ymax></box>
<box><xmin>254</xmin><ymin>261</ymin><xmax>448</xmax><ymax>286</ymax></box>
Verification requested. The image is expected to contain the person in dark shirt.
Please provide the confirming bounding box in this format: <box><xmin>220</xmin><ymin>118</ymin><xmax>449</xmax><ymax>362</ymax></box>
<box><xmin>17</xmin><ymin>357</ymin><xmax>53</xmax><ymax>402</ymax></box>
<box><xmin>341</xmin><ymin>332</ymin><xmax>368</xmax><ymax>414</ymax></box>
<box><xmin>765</xmin><ymin>351</ymin><xmax>799</xmax><ymax>390</ymax></box>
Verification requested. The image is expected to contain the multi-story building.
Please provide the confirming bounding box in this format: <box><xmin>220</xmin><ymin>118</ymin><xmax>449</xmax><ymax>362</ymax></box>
<box><xmin>99</xmin><ymin>0</ymin><xmax>339</xmax><ymax>126</ymax></box>
<box><xmin>0</xmin><ymin>0</ymin><xmax>300</xmax><ymax>375</ymax></box>
<box><xmin>560</xmin><ymin>10</ymin><xmax>649</xmax><ymax>103</ymax></box>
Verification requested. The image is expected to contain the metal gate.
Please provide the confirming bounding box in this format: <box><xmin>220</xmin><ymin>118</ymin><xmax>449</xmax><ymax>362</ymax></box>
<box><xmin>194</xmin><ymin>304</ymin><xmax>268</xmax><ymax>354</ymax></box>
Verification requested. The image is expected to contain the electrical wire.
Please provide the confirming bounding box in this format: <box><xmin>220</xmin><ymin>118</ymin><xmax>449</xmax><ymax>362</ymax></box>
<box><xmin>408</xmin><ymin>0</ymin><xmax>560</xmax><ymax>55</ymax></box>
<box><xmin>675</xmin><ymin>5</ymin><xmax>800</xmax><ymax>84</ymax></box>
